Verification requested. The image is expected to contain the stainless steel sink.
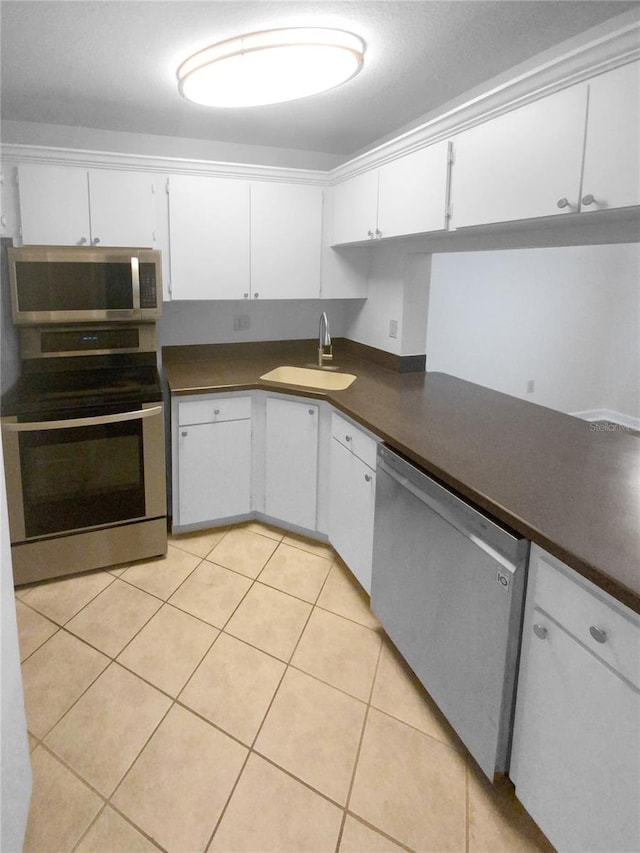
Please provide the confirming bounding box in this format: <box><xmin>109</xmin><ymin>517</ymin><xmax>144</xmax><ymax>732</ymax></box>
<box><xmin>259</xmin><ymin>365</ymin><xmax>357</xmax><ymax>390</ymax></box>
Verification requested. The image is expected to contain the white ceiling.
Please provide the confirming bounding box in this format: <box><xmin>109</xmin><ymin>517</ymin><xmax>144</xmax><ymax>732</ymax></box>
<box><xmin>1</xmin><ymin>1</ymin><xmax>638</xmax><ymax>161</ymax></box>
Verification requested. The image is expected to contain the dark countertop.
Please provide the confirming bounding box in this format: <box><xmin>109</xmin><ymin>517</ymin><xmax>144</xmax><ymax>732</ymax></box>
<box><xmin>162</xmin><ymin>340</ymin><xmax>640</xmax><ymax>614</ymax></box>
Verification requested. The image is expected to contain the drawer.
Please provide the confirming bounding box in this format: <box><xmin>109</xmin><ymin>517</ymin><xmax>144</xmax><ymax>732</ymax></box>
<box><xmin>178</xmin><ymin>395</ymin><xmax>252</xmax><ymax>426</ymax></box>
<box><xmin>331</xmin><ymin>411</ymin><xmax>378</xmax><ymax>469</ymax></box>
<box><xmin>533</xmin><ymin>549</ymin><xmax>640</xmax><ymax>689</ymax></box>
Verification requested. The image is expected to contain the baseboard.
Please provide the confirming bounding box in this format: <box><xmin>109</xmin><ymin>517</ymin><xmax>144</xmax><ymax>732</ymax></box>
<box><xmin>571</xmin><ymin>408</ymin><xmax>640</xmax><ymax>431</ymax></box>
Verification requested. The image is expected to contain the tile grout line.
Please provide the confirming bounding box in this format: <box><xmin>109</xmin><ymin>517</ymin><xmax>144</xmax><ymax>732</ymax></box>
<box><xmin>203</xmin><ymin>549</ymin><xmax>341</xmax><ymax>852</ymax></box>
<box><xmin>334</xmin><ymin>635</ymin><xmax>384</xmax><ymax>853</ymax></box>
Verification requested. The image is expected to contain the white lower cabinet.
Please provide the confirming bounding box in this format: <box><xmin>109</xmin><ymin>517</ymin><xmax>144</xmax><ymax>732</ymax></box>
<box><xmin>173</xmin><ymin>395</ymin><xmax>252</xmax><ymax>528</ymax></box>
<box><xmin>328</xmin><ymin>413</ymin><xmax>379</xmax><ymax>592</ymax></box>
<box><xmin>511</xmin><ymin>546</ymin><xmax>640</xmax><ymax>853</ymax></box>
<box><xmin>264</xmin><ymin>396</ymin><xmax>319</xmax><ymax>531</ymax></box>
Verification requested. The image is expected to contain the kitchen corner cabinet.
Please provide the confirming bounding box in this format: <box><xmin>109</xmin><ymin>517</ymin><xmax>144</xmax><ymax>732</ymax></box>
<box><xmin>17</xmin><ymin>164</ymin><xmax>155</xmax><ymax>247</ymax></box>
<box><xmin>331</xmin><ymin>140</ymin><xmax>451</xmax><ymax>245</ymax></box>
<box><xmin>581</xmin><ymin>61</ymin><xmax>640</xmax><ymax>212</ymax></box>
<box><xmin>172</xmin><ymin>395</ymin><xmax>252</xmax><ymax>529</ymax></box>
<box><xmin>328</xmin><ymin>412</ymin><xmax>379</xmax><ymax>592</ymax></box>
<box><xmin>511</xmin><ymin>545</ymin><xmax>640</xmax><ymax>853</ymax></box>
<box><xmin>168</xmin><ymin>174</ymin><xmax>250</xmax><ymax>299</ymax></box>
<box><xmin>250</xmin><ymin>182</ymin><xmax>322</xmax><ymax>299</ymax></box>
<box><xmin>264</xmin><ymin>396</ymin><xmax>318</xmax><ymax>531</ymax></box>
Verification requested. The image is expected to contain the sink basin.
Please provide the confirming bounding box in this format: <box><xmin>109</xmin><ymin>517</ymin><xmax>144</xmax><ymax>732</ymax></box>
<box><xmin>260</xmin><ymin>365</ymin><xmax>357</xmax><ymax>390</ymax></box>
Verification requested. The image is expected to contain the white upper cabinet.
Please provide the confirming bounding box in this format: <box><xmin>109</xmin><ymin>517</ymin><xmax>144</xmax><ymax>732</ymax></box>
<box><xmin>377</xmin><ymin>142</ymin><xmax>451</xmax><ymax>238</ymax></box>
<box><xmin>168</xmin><ymin>174</ymin><xmax>250</xmax><ymax>299</ymax></box>
<box><xmin>250</xmin><ymin>182</ymin><xmax>323</xmax><ymax>299</ymax></box>
<box><xmin>18</xmin><ymin>165</ymin><xmax>90</xmax><ymax>245</ymax></box>
<box><xmin>331</xmin><ymin>141</ymin><xmax>451</xmax><ymax>244</ymax></box>
<box><xmin>332</xmin><ymin>169</ymin><xmax>379</xmax><ymax>244</ymax></box>
<box><xmin>449</xmin><ymin>85</ymin><xmax>588</xmax><ymax>228</ymax></box>
<box><xmin>86</xmin><ymin>170</ymin><xmax>155</xmax><ymax>247</ymax></box>
<box><xmin>17</xmin><ymin>164</ymin><xmax>155</xmax><ymax>247</ymax></box>
<box><xmin>581</xmin><ymin>61</ymin><xmax>640</xmax><ymax>212</ymax></box>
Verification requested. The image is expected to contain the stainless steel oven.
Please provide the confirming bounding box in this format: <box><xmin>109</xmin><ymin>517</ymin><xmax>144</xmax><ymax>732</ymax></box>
<box><xmin>1</xmin><ymin>323</ymin><xmax>167</xmax><ymax>585</ymax></box>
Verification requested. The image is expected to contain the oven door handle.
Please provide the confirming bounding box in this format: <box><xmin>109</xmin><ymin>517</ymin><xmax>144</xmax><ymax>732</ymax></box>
<box><xmin>2</xmin><ymin>405</ymin><xmax>163</xmax><ymax>432</ymax></box>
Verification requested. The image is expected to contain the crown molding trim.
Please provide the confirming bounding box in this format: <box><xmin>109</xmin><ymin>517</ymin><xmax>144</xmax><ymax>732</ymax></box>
<box><xmin>0</xmin><ymin>144</ymin><xmax>329</xmax><ymax>185</ymax></box>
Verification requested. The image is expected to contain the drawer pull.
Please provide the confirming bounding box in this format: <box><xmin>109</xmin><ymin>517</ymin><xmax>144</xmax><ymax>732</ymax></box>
<box><xmin>533</xmin><ymin>624</ymin><xmax>548</xmax><ymax>640</ymax></box>
<box><xmin>589</xmin><ymin>626</ymin><xmax>607</xmax><ymax>644</ymax></box>
<box><xmin>214</xmin><ymin>409</ymin><xmax>220</xmax><ymax>415</ymax></box>
<box><xmin>345</xmin><ymin>435</ymin><xmax>352</xmax><ymax>442</ymax></box>
<box><xmin>308</xmin><ymin>409</ymin><xmax>315</xmax><ymax>415</ymax></box>
<box><xmin>364</xmin><ymin>473</ymin><xmax>372</xmax><ymax>482</ymax></box>
<box><xmin>181</xmin><ymin>431</ymin><xmax>187</xmax><ymax>437</ymax></box>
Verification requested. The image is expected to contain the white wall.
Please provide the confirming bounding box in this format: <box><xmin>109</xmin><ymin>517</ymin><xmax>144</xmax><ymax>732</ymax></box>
<box><xmin>0</xmin><ymin>448</ymin><xmax>32</xmax><ymax>851</ymax></box>
<box><xmin>345</xmin><ymin>245</ymin><xmax>431</xmax><ymax>357</ymax></box>
<box><xmin>426</xmin><ymin>244</ymin><xmax>640</xmax><ymax>421</ymax></box>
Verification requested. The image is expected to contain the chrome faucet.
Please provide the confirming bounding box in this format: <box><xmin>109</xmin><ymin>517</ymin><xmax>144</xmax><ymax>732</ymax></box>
<box><xmin>318</xmin><ymin>311</ymin><xmax>333</xmax><ymax>367</ymax></box>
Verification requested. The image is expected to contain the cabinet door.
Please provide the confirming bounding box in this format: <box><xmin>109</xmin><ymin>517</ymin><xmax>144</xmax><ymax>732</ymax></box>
<box><xmin>265</xmin><ymin>397</ymin><xmax>318</xmax><ymax>530</ymax></box>
<box><xmin>511</xmin><ymin>607</ymin><xmax>640</xmax><ymax>853</ymax></box>
<box><xmin>450</xmin><ymin>84</ymin><xmax>587</xmax><ymax>228</ymax></box>
<box><xmin>581</xmin><ymin>61</ymin><xmax>640</xmax><ymax>212</ymax></box>
<box><xmin>177</xmin><ymin>420</ymin><xmax>251</xmax><ymax>525</ymax></box>
<box><xmin>18</xmin><ymin>164</ymin><xmax>90</xmax><ymax>245</ymax></box>
<box><xmin>250</xmin><ymin>182</ymin><xmax>322</xmax><ymax>298</ymax></box>
<box><xmin>168</xmin><ymin>174</ymin><xmax>250</xmax><ymax>299</ymax></box>
<box><xmin>328</xmin><ymin>438</ymin><xmax>376</xmax><ymax>593</ymax></box>
<box><xmin>88</xmin><ymin>170</ymin><xmax>155</xmax><ymax>247</ymax></box>
<box><xmin>331</xmin><ymin>170</ymin><xmax>379</xmax><ymax>244</ymax></box>
<box><xmin>377</xmin><ymin>141</ymin><xmax>450</xmax><ymax>237</ymax></box>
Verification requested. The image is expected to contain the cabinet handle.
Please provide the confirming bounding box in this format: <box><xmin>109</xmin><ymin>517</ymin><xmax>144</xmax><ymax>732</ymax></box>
<box><xmin>213</xmin><ymin>409</ymin><xmax>220</xmax><ymax>415</ymax></box>
<box><xmin>533</xmin><ymin>624</ymin><xmax>548</xmax><ymax>640</ymax></box>
<box><xmin>254</xmin><ymin>292</ymin><xmax>259</xmax><ymax>298</ymax></box>
<box><xmin>79</xmin><ymin>237</ymin><xmax>87</xmax><ymax>244</ymax></box>
<box><xmin>367</xmin><ymin>229</ymin><xmax>374</xmax><ymax>238</ymax></box>
<box><xmin>308</xmin><ymin>409</ymin><xmax>315</xmax><ymax>415</ymax></box>
<box><xmin>345</xmin><ymin>435</ymin><xmax>352</xmax><ymax>442</ymax></box>
<box><xmin>364</xmin><ymin>473</ymin><xmax>372</xmax><ymax>482</ymax></box>
<box><xmin>375</xmin><ymin>229</ymin><xmax>382</xmax><ymax>239</ymax></box>
<box><xmin>556</xmin><ymin>197</ymin><xmax>576</xmax><ymax>211</ymax></box>
<box><xmin>589</xmin><ymin>626</ymin><xmax>607</xmax><ymax>644</ymax></box>
<box><xmin>181</xmin><ymin>431</ymin><xmax>188</xmax><ymax>437</ymax></box>
<box><xmin>243</xmin><ymin>293</ymin><xmax>249</xmax><ymax>299</ymax></box>
<box><xmin>581</xmin><ymin>194</ymin><xmax>596</xmax><ymax>206</ymax></box>
<box><xmin>92</xmin><ymin>237</ymin><xmax>100</xmax><ymax>245</ymax></box>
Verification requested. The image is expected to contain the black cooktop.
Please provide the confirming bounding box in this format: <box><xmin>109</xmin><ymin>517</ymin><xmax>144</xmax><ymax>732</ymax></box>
<box><xmin>0</xmin><ymin>364</ymin><xmax>163</xmax><ymax>418</ymax></box>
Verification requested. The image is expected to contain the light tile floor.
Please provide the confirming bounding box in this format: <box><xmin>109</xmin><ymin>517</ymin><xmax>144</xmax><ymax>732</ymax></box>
<box><xmin>16</xmin><ymin>522</ymin><xmax>554</xmax><ymax>853</ymax></box>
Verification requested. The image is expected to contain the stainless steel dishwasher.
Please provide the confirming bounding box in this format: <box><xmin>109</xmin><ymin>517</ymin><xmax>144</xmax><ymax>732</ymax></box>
<box><xmin>371</xmin><ymin>445</ymin><xmax>530</xmax><ymax>780</ymax></box>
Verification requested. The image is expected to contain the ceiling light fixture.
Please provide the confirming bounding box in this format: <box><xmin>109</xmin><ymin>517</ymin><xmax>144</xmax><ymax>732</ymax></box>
<box><xmin>177</xmin><ymin>27</ymin><xmax>365</xmax><ymax>108</ymax></box>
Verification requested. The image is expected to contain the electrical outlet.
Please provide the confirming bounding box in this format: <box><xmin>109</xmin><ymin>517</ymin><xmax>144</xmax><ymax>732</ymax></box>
<box><xmin>526</xmin><ymin>379</ymin><xmax>535</xmax><ymax>393</ymax></box>
<box><xmin>389</xmin><ymin>319</ymin><xmax>398</xmax><ymax>339</ymax></box>
<box><xmin>233</xmin><ymin>314</ymin><xmax>250</xmax><ymax>332</ymax></box>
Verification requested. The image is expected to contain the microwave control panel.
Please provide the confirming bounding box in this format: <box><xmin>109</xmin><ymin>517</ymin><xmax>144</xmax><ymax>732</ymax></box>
<box><xmin>139</xmin><ymin>263</ymin><xmax>158</xmax><ymax>308</ymax></box>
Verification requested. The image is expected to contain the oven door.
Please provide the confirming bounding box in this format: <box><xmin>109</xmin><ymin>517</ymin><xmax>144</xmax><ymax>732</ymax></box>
<box><xmin>1</xmin><ymin>403</ymin><xmax>165</xmax><ymax>542</ymax></box>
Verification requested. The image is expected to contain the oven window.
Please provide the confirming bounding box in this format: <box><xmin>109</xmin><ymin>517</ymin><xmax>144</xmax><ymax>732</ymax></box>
<box><xmin>19</xmin><ymin>419</ymin><xmax>145</xmax><ymax>537</ymax></box>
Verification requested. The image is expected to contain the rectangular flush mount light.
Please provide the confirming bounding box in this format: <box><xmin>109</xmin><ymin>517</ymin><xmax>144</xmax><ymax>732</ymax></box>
<box><xmin>177</xmin><ymin>27</ymin><xmax>365</xmax><ymax>108</ymax></box>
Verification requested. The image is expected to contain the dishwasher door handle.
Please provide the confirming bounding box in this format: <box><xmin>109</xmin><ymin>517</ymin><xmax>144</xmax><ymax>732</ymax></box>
<box><xmin>377</xmin><ymin>458</ymin><xmax>522</xmax><ymax>574</ymax></box>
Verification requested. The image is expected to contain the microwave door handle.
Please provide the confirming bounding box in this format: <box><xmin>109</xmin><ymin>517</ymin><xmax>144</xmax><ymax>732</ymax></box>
<box><xmin>131</xmin><ymin>256</ymin><xmax>140</xmax><ymax>311</ymax></box>
<box><xmin>2</xmin><ymin>406</ymin><xmax>163</xmax><ymax>433</ymax></box>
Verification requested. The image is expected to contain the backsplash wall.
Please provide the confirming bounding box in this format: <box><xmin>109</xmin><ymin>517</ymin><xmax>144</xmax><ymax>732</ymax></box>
<box><xmin>157</xmin><ymin>299</ymin><xmax>358</xmax><ymax>355</ymax></box>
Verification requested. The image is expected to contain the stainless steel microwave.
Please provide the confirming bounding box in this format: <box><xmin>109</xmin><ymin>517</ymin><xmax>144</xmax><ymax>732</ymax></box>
<box><xmin>7</xmin><ymin>245</ymin><xmax>162</xmax><ymax>324</ymax></box>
